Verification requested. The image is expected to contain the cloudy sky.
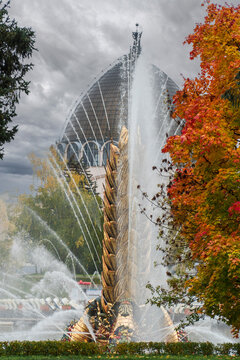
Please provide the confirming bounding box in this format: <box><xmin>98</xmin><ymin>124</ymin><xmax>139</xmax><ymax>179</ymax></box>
<box><xmin>0</xmin><ymin>0</ymin><xmax>238</xmax><ymax>198</ymax></box>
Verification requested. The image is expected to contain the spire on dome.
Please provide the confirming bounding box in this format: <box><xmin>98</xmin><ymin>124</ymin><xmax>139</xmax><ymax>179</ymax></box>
<box><xmin>131</xmin><ymin>23</ymin><xmax>142</xmax><ymax>60</ymax></box>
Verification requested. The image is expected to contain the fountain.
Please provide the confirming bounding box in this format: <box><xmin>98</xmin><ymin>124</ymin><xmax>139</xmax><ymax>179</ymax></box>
<box><xmin>0</xmin><ymin>25</ymin><xmax>238</xmax><ymax>345</ymax></box>
<box><xmin>0</xmin><ymin>232</ymin><xmax>100</xmax><ymax>341</ymax></box>
<box><xmin>65</xmin><ymin>27</ymin><xmax>238</xmax><ymax>345</ymax></box>
<box><xmin>0</xmin><ymin>198</ymin><xmax>102</xmax><ymax>341</ymax></box>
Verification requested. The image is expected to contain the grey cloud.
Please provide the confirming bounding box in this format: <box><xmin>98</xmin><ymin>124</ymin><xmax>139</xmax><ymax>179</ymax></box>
<box><xmin>0</xmin><ymin>161</ymin><xmax>33</xmax><ymax>175</ymax></box>
<box><xmin>0</xmin><ymin>173</ymin><xmax>33</xmax><ymax>196</ymax></box>
<box><xmin>0</xmin><ymin>0</ymin><xmax>237</xmax><ymax>196</ymax></box>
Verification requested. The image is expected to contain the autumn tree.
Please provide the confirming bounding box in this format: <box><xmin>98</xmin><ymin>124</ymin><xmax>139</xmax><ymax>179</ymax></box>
<box><xmin>0</xmin><ymin>0</ymin><xmax>35</xmax><ymax>158</ymax></box>
<box><xmin>149</xmin><ymin>2</ymin><xmax>240</xmax><ymax>335</ymax></box>
<box><xmin>15</xmin><ymin>150</ymin><xmax>103</xmax><ymax>274</ymax></box>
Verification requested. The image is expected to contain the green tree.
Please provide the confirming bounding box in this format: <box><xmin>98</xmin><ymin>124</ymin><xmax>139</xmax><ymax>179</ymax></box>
<box><xmin>0</xmin><ymin>0</ymin><xmax>35</xmax><ymax>158</ymax></box>
<box><xmin>15</xmin><ymin>151</ymin><xmax>103</xmax><ymax>274</ymax></box>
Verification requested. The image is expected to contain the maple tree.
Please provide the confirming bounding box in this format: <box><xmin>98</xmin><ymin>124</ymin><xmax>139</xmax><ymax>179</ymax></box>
<box><xmin>151</xmin><ymin>2</ymin><xmax>240</xmax><ymax>335</ymax></box>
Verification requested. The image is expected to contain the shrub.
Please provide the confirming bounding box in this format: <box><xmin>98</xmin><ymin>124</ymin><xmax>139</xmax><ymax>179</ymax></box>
<box><xmin>0</xmin><ymin>340</ymin><xmax>238</xmax><ymax>356</ymax></box>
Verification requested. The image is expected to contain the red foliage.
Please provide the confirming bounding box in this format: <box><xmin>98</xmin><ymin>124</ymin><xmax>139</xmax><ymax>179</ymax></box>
<box><xmin>228</xmin><ymin>202</ymin><xmax>240</xmax><ymax>216</ymax></box>
<box><xmin>163</xmin><ymin>2</ymin><xmax>240</xmax><ymax>333</ymax></box>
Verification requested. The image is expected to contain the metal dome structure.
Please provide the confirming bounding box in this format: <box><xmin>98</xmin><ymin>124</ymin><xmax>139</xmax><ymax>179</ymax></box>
<box><xmin>64</xmin><ymin>60</ymin><xmax>127</xmax><ymax>143</ymax></box>
<box><xmin>59</xmin><ymin>57</ymin><xmax>128</xmax><ymax>169</ymax></box>
<box><xmin>57</xmin><ymin>25</ymin><xmax>180</xmax><ymax>195</ymax></box>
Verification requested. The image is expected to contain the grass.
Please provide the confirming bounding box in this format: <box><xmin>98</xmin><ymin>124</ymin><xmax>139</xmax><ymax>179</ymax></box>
<box><xmin>0</xmin><ymin>356</ymin><xmax>238</xmax><ymax>360</ymax></box>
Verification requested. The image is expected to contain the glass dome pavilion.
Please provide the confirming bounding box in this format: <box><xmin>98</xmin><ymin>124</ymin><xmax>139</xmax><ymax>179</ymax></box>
<box><xmin>57</xmin><ymin>26</ymin><xmax>180</xmax><ymax>195</ymax></box>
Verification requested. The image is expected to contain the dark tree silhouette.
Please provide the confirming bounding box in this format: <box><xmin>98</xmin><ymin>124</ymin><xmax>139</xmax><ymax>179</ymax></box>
<box><xmin>0</xmin><ymin>0</ymin><xmax>35</xmax><ymax>158</ymax></box>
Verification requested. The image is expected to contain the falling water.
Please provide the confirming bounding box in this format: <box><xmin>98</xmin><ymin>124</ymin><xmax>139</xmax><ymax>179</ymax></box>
<box><xmin>127</xmin><ymin>57</ymin><xmax>170</xmax><ymax>341</ymax></box>
<box><xmin>0</xmin><ymin>234</ymin><xmax>98</xmax><ymax>341</ymax></box>
<box><xmin>62</xmin><ymin>132</ymin><xmax>102</xmax><ymax>214</ymax></box>
<box><xmin>54</xmin><ymin>148</ymin><xmax>102</xmax><ymax>248</ymax></box>
<box><xmin>47</xmin><ymin>158</ymin><xmax>100</xmax><ymax>272</ymax></box>
<box><xmin>26</xmin><ymin>207</ymin><xmax>97</xmax><ymax>283</ymax></box>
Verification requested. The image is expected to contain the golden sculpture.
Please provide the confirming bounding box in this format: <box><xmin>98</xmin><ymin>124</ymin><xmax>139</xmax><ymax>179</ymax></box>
<box><xmin>69</xmin><ymin>126</ymin><xmax>178</xmax><ymax>343</ymax></box>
